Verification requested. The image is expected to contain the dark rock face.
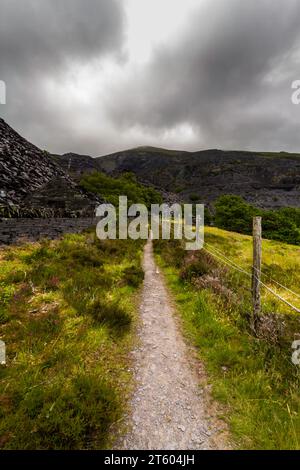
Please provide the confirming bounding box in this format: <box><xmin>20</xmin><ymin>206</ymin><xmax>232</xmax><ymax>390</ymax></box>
<box><xmin>95</xmin><ymin>147</ymin><xmax>300</xmax><ymax>209</ymax></box>
<box><xmin>0</xmin><ymin>218</ymin><xmax>98</xmax><ymax>245</ymax></box>
<box><xmin>52</xmin><ymin>152</ymin><xmax>102</xmax><ymax>181</ymax></box>
<box><xmin>0</xmin><ymin>119</ymin><xmax>99</xmax><ymax>217</ymax></box>
<box><xmin>0</xmin><ymin>118</ymin><xmax>68</xmax><ymax>203</ymax></box>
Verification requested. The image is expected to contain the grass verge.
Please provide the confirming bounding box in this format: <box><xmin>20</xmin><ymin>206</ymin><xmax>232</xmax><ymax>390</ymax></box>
<box><xmin>154</xmin><ymin>229</ymin><xmax>300</xmax><ymax>449</ymax></box>
<box><xmin>0</xmin><ymin>232</ymin><xmax>144</xmax><ymax>449</ymax></box>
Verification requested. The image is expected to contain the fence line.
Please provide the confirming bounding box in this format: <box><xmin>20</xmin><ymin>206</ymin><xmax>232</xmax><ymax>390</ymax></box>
<box><xmin>203</xmin><ymin>246</ymin><xmax>251</xmax><ymax>277</ymax></box>
<box><xmin>205</xmin><ymin>241</ymin><xmax>300</xmax><ymax>301</ymax></box>
<box><xmin>203</xmin><ymin>245</ymin><xmax>300</xmax><ymax>314</ymax></box>
<box><xmin>253</xmin><ymin>266</ymin><xmax>300</xmax><ymax>300</ymax></box>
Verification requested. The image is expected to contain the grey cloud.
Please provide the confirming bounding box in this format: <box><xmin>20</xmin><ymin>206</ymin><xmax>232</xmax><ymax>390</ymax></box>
<box><xmin>0</xmin><ymin>0</ymin><xmax>124</xmax><ymax>74</ymax></box>
<box><xmin>107</xmin><ymin>0</ymin><xmax>300</xmax><ymax>152</ymax></box>
<box><xmin>1</xmin><ymin>0</ymin><xmax>300</xmax><ymax>154</ymax></box>
<box><xmin>0</xmin><ymin>0</ymin><xmax>125</xmax><ymax>154</ymax></box>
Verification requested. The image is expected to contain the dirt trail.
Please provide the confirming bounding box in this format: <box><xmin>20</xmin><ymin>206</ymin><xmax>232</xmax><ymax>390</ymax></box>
<box><xmin>119</xmin><ymin>238</ymin><xmax>229</xmax><ymax>450</ymax></box>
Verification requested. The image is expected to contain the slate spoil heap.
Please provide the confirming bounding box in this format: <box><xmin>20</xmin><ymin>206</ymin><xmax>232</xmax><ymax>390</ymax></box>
<box><xmin>0</xmin><ymin>118</ymin><xmax>99</xmax><ymax>218</ymax></box>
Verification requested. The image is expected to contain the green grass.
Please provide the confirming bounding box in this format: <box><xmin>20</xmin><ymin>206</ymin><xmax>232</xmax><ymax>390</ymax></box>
<box><xmin>205</xmin><ymin>227</ymin><xmax>300</xmax><ymax>314</ymax></box>
<box><xmin>0</xmin><ymin>233</ymin><xmax>144</xmax><ymax>449</ymax></box>
<box><xmin>154</xmin><ymin>228</ymin><xmax>300</xmax><ymax>449</ymax></box>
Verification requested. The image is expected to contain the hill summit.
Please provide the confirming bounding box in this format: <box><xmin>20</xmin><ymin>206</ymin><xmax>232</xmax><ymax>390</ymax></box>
<box><xmin>95</xmin><ymin>147</ymin><xmax>300</xmax><ymax>209</ymax></box>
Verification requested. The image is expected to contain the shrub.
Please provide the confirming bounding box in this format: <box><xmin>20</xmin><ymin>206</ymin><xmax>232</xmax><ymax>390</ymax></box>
<box><xmin>123</xmin><ymin>265</ymin><xmax>144</xmax><ymax>288</ymax></box>
<box><xmin>4</xmin><ymin>374</ymin><xmax>120</xmax><ymax>449</ymax></box>
<box><xmin>59</xmin><ymin>245</ymin><xmax>104</xmax><ymax>267</ymax></box>
<box><xmin>80</xmin><ymin>171</ymin><xmax>163</xmax><ymax>209</ymax></box>
<box><xmin>189</xmin><ymin>193</ymin><xmax>200</xmax><ymax>202</ymax></box>
<box><xmin>213</xmin><ymin>195</ymin><xmax>300</xmax><ymax>245</ymax></box>
<box><xmin>0</xmin><ymin>283</ymin><xmax>15</xmax><ymax>324</ymax></box>
<box><xmin>180</xmin><ymin>251</ymin><xmax>216</xmax><ymax>282</ymax></box>
<box><xmin>214</xmin><ymin>195</ymin><xmax>257</xmax><ymax>234</ymax></box>
<box><xmin>87</xmin><ymin>298</ymin><xmax>131</xmax><ymax>333</ymax></box>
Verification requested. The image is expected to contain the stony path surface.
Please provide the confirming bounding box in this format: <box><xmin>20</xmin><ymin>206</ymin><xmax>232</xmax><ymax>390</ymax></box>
<box><xmin>120</xmin><ymin>238</ymin><xmax>229</xmax><ymax>450</ymax></box>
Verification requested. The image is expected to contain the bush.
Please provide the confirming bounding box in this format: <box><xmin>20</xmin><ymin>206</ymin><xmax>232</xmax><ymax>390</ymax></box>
<box><xmin>214</xmin><ymin>195</ymin><xmax>257</xmax><ymax>234</ymax></box>
<box><xmin>153</xmin><ymin>238</ymin><xmax>186</xmax><ymax>268</ymax></box>
<box><xmin>189</xmin><ymin>193</ymin><xmax>200</xmax><ymax>202</ymax></box>
<box><xmin>87</xmin><ymin>298</ymin><xmax>131</xmax><ymax>333</ymax></box>
<box><xmin>262</xmin><ymin>211</ymin><xmax>300</xmax><ymax>245</ymax></box>
<box><xmin>277</xmin><ymin>207</ymin><xmax>300</xmax><ymax>228</ymax></box>
<box><xmin>179</xmin><ymin>251</ymin><xmax>216</xmax><ymax>282</ymax></box>
<box><xmin>59</xmin><ymin>245</ymin><xmax>104</xmax><ymax>267</ymax></box>
<box><xmin>213</xmin><ymin>195</ymin><xmax>300</xmax><ymax>245</ymax></box>
<box><xmin>4</xmin><ymin>374</ymin><xmax>120</xmax><ymax>449</ymax></box>
<box><xmin>123</xmin><ymin>265</ymin><xmax>144</xmax><ymax>288</ymax></box>
<box><xmin>80</xmin><ymin>171</ymin><xmax>163</xmax><ymax>209</ymax></box>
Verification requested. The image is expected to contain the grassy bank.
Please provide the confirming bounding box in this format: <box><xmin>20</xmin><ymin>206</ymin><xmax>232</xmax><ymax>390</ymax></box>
<box><xmin>0</xmin><ymin>232</ymin><xmax>144</xmax><ymax>449</ymax></box>
<box><xmin>154</xmin><ymin>228</ymin><xmax>300</xmax><ymax>449</ymax></box>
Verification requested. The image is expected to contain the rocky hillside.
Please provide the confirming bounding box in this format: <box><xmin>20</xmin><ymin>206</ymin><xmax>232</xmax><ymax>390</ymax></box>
<box><xmin>3</xmin><ymin>115</ymin><xmax>299</xmax><ymax>216</ymax></box>
<box><xmin>52</xmin><ymin>152</ymin><xmax>102</xmax><ymax>181</ymax></box>
<box><xmin>0</xmin><ymin>118</ymin><xmax>98</xmax><ymax>217</ymax></box>
<box><xmin>95</xmin><ymin>146</ymin><xmax>300</xmax><ymax>209</ymax></box>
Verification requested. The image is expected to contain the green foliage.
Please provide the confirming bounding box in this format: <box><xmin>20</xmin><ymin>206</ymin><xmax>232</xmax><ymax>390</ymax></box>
<box><xmin>2</xmin><ymin>374</ymin><xmax>120</xmax><ymax>450</ymax></box>
<box><xmin>80</xmin><ymin>171</ymin><xmax>163</xmax><ymax>208</ymax></box>
<box><xmin>189</xmin><ymin>193</ymin><xmax>200</xmax><ymax>202</ymax></box>
<box><xmin>153</xmin><ymin>229</ymin><xmax>300</xmax><ymax>449</ymax></box>
<box><xmin>214</xmin><ymin>195</ymin><xmax>257</xmax><ymax>234</ymax></box>
<box><xmin>87</xmin><ymin>298</ymin><xmax>132</xmax><ymax>334</ymax></box>
<box><xmin>214</xmin><ymin>195</ymin><xmax>300</xmax><ymax>245</ymax></box>
<box><xmin>262</xmin><ymin>211</ymin><xmax>300</xmax><ymax>245</ymax></box>
<box><xmin>204</xmin><ymin>206</ymin><xmax>212</xmax><ymax>225</ymax></box>
<box><xmin>0</xmin><ymin>283</ymin><xmax>15</xmax><ymax>324</ymax></box>
<box><xmin>277</xmin><ymin>207</ymin><xmax>300</xmax><ymax>228</ymax></box>
<box><xmin>122</xmin><ymin>265</ymin><xmax>144</xmax><ymax>288</ymax></box>
<box><xmin>179</xmin><ymin>253</ymin><xmax>214</xmax><ymax>282</ymax></box>
<box><xmin>0</xmin><ymin>233</ymin><xmax>144</xmax><ymax>449</ymax></box>
<box><xmin>153</xmin><ymin>238</ymin><xmax>186</xmax><ymax>269</ymax></box>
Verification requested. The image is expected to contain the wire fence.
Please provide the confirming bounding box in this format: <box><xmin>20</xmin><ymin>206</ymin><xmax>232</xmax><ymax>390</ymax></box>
<box><xmin>206</xmin><ymin>241</ymin><xmax>300</xmax><ymax>299</ymax></box>
<box><xmin>203</xmin><ymin>243</ymin><xmax>300</xmax><ymax>314</ymax></box>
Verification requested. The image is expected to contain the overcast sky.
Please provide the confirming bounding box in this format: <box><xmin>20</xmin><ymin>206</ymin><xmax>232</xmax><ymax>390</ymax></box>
<box><xmin>1</xmin><ymin>0</ymin><xmax>300</xmax><ymax>156</ymax></box>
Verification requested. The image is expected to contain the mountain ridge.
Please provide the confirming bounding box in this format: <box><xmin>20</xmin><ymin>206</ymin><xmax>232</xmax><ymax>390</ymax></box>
<box><xmin>1</xmin><ymin>117</ymin><xmax>300</xmax><ymax>213</ymax></box>
<box><xmin>54</xmin><ymin>145</ymin><xmax>300</xmax><ymax>209</ymax></box>
<box><xmin>93</xmin><ymin>147</ymin><xmax>300</xmax><ymax>209</ymax></box>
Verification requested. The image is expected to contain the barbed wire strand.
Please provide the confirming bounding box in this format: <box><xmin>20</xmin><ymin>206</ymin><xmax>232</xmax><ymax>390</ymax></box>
<box><xmin>205</xmin><ymin>241</ymin><xmax>300</xmax><ymax>300</ymax></box>
<box><xmin>201</xmin><ymin>247</ymin><xmax>252</xmax><ymax>294</ymax></box>
<box><xmin>202</xmin><ymin>246</ymin><xmax>300</xmax><ymax>314</ymax></box>
<box><xmin>253</xmin><ymin>266</ymin><xmax>300</xmax><ymax>300</ymax></box>
<box><xmin>204</xmin><ymin>245</ymin><xmax>252</xmax><ymax>277</ymax></box>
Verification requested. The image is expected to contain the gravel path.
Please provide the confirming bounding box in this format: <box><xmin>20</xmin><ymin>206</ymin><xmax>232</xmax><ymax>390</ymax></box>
<box><xmin>120</xmin><ymin>238</ymin><xmax>229</xmax><ymax>450</ymax></box>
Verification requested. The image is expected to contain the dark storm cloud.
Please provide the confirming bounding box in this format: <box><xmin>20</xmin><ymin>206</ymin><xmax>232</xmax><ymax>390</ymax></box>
<box><xmin>0</xmin><ymin>0</ymin><xmax>125</xmax><ymax>153</ymax></box>
<box><xmin>1</xmin><ymin>0</ymin><xmax>300</xmax><ymax>154</ymax></box>
<box><xmin>107</xmin><ymin>0</ymin><xmax>300</xmax><ymax>152</ymax></box>
<box><xmin>0</xmin><ymin>0</ymin><xmax>124</xmax><ymax>73</ymax></box>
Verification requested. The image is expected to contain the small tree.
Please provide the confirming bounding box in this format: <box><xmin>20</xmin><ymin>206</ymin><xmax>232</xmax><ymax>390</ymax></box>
<box><xmin>214</xmin><ymin>195</ymin><xmax>257</xmax><ymax>234</ymax></box>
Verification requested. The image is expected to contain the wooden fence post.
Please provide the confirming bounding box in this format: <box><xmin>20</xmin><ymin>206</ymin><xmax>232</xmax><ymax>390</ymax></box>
<box><xmin>252</xmin><ymin>216</ymin><xmax>262</xmax><ymax>331</ymax></box>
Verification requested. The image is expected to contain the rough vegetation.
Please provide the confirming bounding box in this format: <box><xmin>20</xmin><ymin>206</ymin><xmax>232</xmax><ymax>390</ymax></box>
<box><xmin>154</xmin><ymin>227</ymin><xmax>300</xmax><ymax>449</ymax></box>
<box><xmin>80</xmin><ymin>171</ymin><xmax>163</xmax><ymax>208</ymax></box>
<box><xmin>213</xmin><ymin>195</ymin><xmax>300</xmax><ymax>245</ymax></box>
<box><xmin>0</xmin><ymin>232</ymin><xmax>144</xmax><ymax>449</ymax></box>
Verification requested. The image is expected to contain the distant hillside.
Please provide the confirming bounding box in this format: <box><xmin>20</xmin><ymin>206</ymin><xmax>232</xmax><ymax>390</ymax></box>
<box><xmin>94</xmin><ymin>146</ymin><xmax>300</xmax><ymax>209</ymax></box>
<box><xmin>0</xmin><ymin>119</ymin><xmax>98</xmax><ymax>217</ymax></box>
<box><xmin>52</xmin><ymin>152</ymin><xmax>102</xmax><ymax>181</ymax></box>
<box><xmin>3</xmin><ymin>115</ymin><xmax>299</xmax><ymax>215</ymax></box>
